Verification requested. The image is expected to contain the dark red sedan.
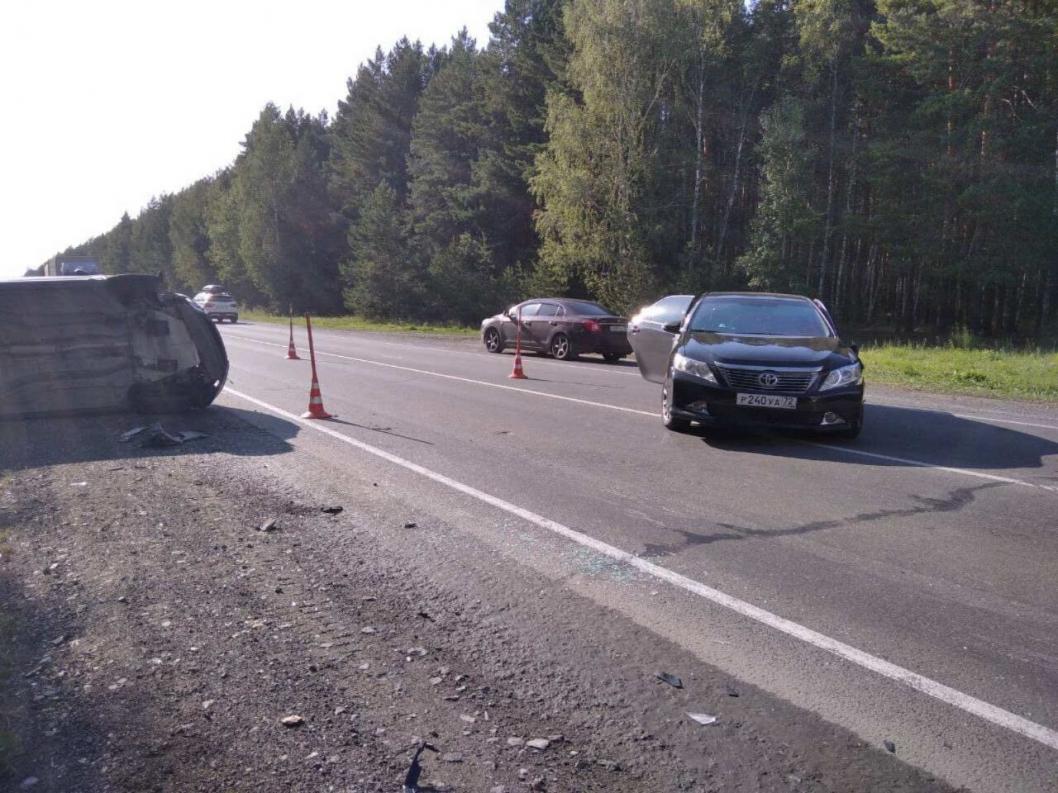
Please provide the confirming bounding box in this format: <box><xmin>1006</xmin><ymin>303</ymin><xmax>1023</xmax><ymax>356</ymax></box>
<box><xmin>480</xmin><ymin>298</ymin><xmax>633</xmax><ymax>362</ymax></box>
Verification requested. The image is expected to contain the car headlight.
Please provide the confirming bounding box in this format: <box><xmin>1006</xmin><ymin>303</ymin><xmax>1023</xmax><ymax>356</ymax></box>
<box><xmin>672</xmin><ymin>352</ymin><xmax>717</xmax><ymax>384</ymax></box>
<box><xmin>820</xmin><ymin>362</ymin><xmax>863</xmax><ymax>391</ymax></box>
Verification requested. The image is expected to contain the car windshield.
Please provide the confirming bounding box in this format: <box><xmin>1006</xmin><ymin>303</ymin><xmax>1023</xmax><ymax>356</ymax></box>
<box><xmin>689</xmin><ymin>296</ymin><xmax>830</xmax><ymax>337</ymax></box>
<box><xmin>564</xmin><ymin>301</ymin><xmax>613</xmax><ymax>316</ymax></box>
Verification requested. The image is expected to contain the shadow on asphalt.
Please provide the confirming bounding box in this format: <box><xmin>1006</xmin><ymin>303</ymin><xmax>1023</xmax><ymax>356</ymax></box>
<box><xmin>698</xmin><ymin>403</ymin><xmax>1058</xmax><ymax>472</ymax></box>
<box><xmin>0</xmin><ymin>406</ymin><xmax>298</xmax><ymax>474</ymax></box>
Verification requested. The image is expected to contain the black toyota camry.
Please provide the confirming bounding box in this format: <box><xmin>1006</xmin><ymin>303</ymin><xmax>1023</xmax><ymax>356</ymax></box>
<box><xmin>628</xmin><ymin>292</ymin><xmax>865</xmax><ymax>437</ymax></box>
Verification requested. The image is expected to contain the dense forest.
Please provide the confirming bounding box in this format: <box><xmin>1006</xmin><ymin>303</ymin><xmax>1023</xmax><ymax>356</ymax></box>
<box><xmin>44</xmin><ymin>0</ymin><xmax>1058</xmax><ymax>340</ymax></box>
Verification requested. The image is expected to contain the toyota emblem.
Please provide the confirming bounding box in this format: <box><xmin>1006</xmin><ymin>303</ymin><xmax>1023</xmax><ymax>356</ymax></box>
<box><xmin>758</xmin><ymin>371</ymin><xmax>780</xmax><ymax>388</ymax></box>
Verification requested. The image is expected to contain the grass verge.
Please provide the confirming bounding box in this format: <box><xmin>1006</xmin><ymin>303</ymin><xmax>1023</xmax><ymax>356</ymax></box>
<box><xmin>239</xmin><ymin>310</ymin><xmax>478</xmax><ymax>337</ymax></box>
<box><xmin>860</xmin><ymin>344</ymin><xmax>1058</xmax><ymax>402</ymax></box>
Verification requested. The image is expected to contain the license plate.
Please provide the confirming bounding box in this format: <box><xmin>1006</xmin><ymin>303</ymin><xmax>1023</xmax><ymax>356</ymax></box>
<box><xmin>609</xmin><ymin>325</ymin><xmax>627</xmax><ymax>332</ymax></box>
<box><xmin>736</xmin><ymin>393</ymin><xmax>797</xmax><ymax>409</ymax></box>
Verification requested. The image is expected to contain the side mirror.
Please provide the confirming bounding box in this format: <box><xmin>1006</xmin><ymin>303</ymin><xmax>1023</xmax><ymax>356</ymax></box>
<box><xmin>663</xmin><ymin>321</ymin><xmax>681</xmax><ymax>334</ymax></box>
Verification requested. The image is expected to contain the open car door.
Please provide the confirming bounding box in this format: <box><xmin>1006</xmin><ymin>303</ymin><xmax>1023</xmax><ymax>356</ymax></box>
<box><xmin>628</xmin><ymin>294</ymin><xmax>694</xmax><ymax>383</ymax></box>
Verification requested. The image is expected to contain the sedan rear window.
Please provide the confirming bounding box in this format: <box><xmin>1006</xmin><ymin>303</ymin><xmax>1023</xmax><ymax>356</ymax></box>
<box><xmin>689</xmin><ymin>297</ymin><xmax>830</xmax><ymax>337</ymax></box>
<box><xmin>563</xmin><ymin>301</ymin><xmax>613</xmax><ymax>316</ymax></box>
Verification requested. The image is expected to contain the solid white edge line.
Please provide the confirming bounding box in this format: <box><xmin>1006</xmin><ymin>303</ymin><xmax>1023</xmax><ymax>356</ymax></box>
<box><xmin>801</xmin><ymin>442</ymin><xmax>1058</xmax><ymax>493</ymax></box>
<box><xmin>225</xmin><ymin>385</ymin><xmax>1058</xmax><ymax>752</ymax></box>
<box><xmin>226</xmin><ymin>336</ymin><xmax>1058</xmax><ymax>493</ymax></box>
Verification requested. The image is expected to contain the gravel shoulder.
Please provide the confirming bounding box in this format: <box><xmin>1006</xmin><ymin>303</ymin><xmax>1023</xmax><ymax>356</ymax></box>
<box><xmin>0</xmin><ymin>409</ymin><xmax>960</xmax><ymax>792</ymax></box>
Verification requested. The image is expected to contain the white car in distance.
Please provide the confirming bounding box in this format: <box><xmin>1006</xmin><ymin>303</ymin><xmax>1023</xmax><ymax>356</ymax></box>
<box><xmin>193</xmin><ymin>288</ymin><xmax>239</xmax><ymax>323</ymax></box>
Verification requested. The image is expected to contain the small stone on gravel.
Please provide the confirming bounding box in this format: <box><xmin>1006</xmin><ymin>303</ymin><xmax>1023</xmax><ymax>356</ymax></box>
<box><xmin>526</xmin><ymin>738</ymin><xmax>551</xmax><ymax>751</ymax></box>
<box><xmin>442</xmin><ymin>752</ymin><xmax>463</xmax><ymax>763</ymax></box>
<box><xmin>280</xmin><ymin>715</ymin><xmax>305</xmax><ymax>728</ymax></box>
<box><xmin>360</xmin><ymin>626</ymin><xmax>376</xmax><ymax>634</ymax></box>
<box><xmin>258</xmin><ymin>518</ymin><xmax>279</xmax><ymax>532</ymax></box>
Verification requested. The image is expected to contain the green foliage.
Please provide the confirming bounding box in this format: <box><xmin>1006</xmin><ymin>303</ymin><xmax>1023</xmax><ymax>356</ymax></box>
<box><xmin>55</xmin><ymin>0</ymin><xmax>1058</xmax><ymax>341</ymax></box>
<box><xmin>341</xmin><ymin>183</ymin><xmax>424</xmax><ymax>319</ymax></box>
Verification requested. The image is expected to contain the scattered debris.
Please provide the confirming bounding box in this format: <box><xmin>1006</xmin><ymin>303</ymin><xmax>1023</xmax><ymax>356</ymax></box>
<box><xmin>19</xmin><ymin>777</ymin><xmax>39</xmax><ymax>790</ymax></box>
<box><xmin>442</xmin><ymin>752</ymin><xmax>463</xmax><ymax>763</ymax></box>
<box><xmin>417</xmin><ymin>610</ymin><xmax>435</xmax><ymax>622</ymax></box>
<box><xmin>125</xmin><ymin>423</ymin><xmax>210</xmax><ymax>448</ymax></box>
<box><xmin>50</xmin><ymin>634</ymin><xmax>67</xmax><ymax>647</ymax></box>
<box><xmin>656</xmin><ymin>671</ymin><xmax>683</xmax><ymax>689</ymax></box>
<box><xmin>280</xmin><ymin>715</ymin><xmax>305</xmax><ymax>728</ymax></box>
<box><xmin>320</xmin><ymin>506</ymin><xmax>344</xmax><ymax>515</ymax></box>
<box><xmin>402</xmin><ymin>742</ymin><xmax>438</xmax><ymax>793</ymax></box>
<box><xmin>120</xmin><ymin>426</ymin><xmax>149</xmax><ymax>442</ymax></box>
<box><xmin>360</xmin><ymin>626</ymin><xmax>377</xmax><ymax>635</ymax></box>
<box><xmin>687</xmin><ymin>712</ymin><xmax>717</xmax><ymax>726</ymax></box>
<box><xmin>257</xmin><ymin>518</ymin><xmax>279</xmax><ymax>533</ymax></box>
<box><xmin>506</xmin><ymin>737</ymin><xmax>524</xmax><ymax>747</ymax></box>
<box><xmin>884</xmin><ymin>740</ymin><xmax>896</xmax><ymax>754</ymax></box>
<box><xmin>70</xmin><ymin>481</ymin><xmax>88</xmax><ymax>487</ymax></box>
<box><xmin>403</xmin><ymin>522</ymin><xmax>417</xmax><ymax>529</ymax></box>
<box><xmin>526</xmin><ymin>738</ymin><xmax>551</xmax><ymax>751</ymax></box>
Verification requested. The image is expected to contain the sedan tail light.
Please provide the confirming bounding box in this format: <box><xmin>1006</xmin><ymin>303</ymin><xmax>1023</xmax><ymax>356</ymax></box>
<box><xmin>582</xmin><ymin>320</ymin><xmax>601</xmax><ymax>332</ymax></box>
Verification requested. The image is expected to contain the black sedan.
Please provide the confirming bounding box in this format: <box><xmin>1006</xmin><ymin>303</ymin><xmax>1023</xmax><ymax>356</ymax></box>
<box><xmin>481</xmin><ymin>298</ymin><xmax>633</xmax><ymax>362</ymax></box>
<box><xmin>629</xmin><ymin>292</ymin><xmax>865</xmax><ymax>437</ymax></box>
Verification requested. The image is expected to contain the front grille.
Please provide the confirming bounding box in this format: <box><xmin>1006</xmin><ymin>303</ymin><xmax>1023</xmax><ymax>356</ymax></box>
<box><xmin>715</xmin><ymin>365</ymin><xmax>819</xmax><ymax>394</ymax></box>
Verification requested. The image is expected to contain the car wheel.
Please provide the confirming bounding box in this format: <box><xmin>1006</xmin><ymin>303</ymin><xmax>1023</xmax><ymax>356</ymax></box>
<box><xmin>661</xmin><ymin>385</ymin><xmax>692</xmax><ymax>432</ymax></box>
<box><xmin>550</xmin><ymin>332</ymin><xmax>576</xmax><ymax>360</ymax></box>
<box><xmin>484</xmin><ymin>327</ymin><xmax>504</xmax><ymax>353</ymax></box>
<box><xmin>603</xmin><ymin>352</ymin><xmax>624</xmax><ymax>363</ymax></box>
<box><xmin>230</xmin><ymin>316</ymin><xmax>238</xmax><ymax>324</ymax></box>
<box><xmin>838</xmin><ymin>415</ymin><xmax>863</xmax><ymax>440</ymax></box>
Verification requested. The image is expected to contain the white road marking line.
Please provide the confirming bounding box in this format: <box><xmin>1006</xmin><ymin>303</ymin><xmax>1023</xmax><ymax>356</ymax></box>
<box><xmin>227</xmin><ymin>336</ymin><xmax>1058</xmax><ymax>493</ymax></box>
<box><xmin>224</xmin><ymin>337</ymin><xmax>656</xmax><ymax>417</ymax></box>
<box><xmin>802</xmin><ymin>442</ymin><xmax>1058</xmax><ymax>493</ymax></box>
<box><xmin>869</xmin><ymin>398</ymin><xmax>1058</xmax><ymax>431</ymax></box>
<box><xmin>226</xmin><ymin>385</ymin><xmax>1058</xmax><ymax>752</ymax></box>
<box><xmin>952</xmin><ymin>415</ymin><xmax>1058</xmax><ymax>431</ymax></box>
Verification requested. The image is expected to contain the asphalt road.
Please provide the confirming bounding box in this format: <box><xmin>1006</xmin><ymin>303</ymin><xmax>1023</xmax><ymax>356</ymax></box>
<box><xmin>216</xmin><ymin>320</ymin><xmax>1058</xmax><ymax>792</ymax></box>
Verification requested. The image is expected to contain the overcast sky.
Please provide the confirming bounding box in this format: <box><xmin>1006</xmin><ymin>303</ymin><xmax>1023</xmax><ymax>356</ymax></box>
<box><xmin>0</xmin><ymin>0</ymin><xmax>503</xmax><ymax>279</ymax></box>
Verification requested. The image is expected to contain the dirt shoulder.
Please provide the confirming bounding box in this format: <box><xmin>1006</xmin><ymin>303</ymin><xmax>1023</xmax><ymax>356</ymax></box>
<box><xmin>0</xmin><ymin>411</ymin><xmax>959</xmax><ymax>792</ymax></box>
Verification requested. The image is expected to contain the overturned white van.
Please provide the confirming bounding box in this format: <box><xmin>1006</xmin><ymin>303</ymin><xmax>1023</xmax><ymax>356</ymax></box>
<box><xmin>1</xmin><ymin>274</ymin><xmax>228</xmax><ymax>418</ymax></box>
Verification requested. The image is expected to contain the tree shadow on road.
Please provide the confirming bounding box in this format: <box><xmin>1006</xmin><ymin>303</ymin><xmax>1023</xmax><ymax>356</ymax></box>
<box><xmin>697</xmin><ymin>403</ymin><xmax>1058</xmax><ymax>473</ymax></box>
<box><xmin>0</xmin><ymin>406</ymin><xmax>299</xmax><ymax>475</ymax></box>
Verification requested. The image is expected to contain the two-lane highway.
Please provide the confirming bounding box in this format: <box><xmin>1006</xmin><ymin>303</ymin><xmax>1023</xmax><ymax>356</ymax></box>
<box><xmin>215</xmin><ymin>320</ymin><xmax>1058</xmax><ymax>792</ymax></box>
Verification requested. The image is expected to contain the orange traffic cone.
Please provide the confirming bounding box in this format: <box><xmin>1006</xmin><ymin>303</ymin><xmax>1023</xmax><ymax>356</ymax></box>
<box><xmin>286</xmin><ymin>311</ymin><xmax>301</xmax><ymax>359</ymax></box>
<box><xmin>301</xmin><ymin>314</ymin><xmax>334</xmax><ymax>419</ymax></box>
<box><xmin>509</xmin><ymin>307</ymin><xmax>528</xmax><ymax>379</ymax></box>
<box><xmin>509</xmin><ymin>350</ymin><xmax>528</xmax><ymax>379</ymax></box>
<box><xmin>302</xmin><ymin>375</ymin><xmax>333</xmax><ymax>419</ymax></box>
